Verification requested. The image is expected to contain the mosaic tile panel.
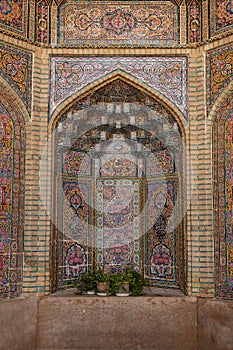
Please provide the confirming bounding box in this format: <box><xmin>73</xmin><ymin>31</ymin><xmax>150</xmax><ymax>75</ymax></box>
<box><xmin>61</xmin><ymin>179</ymin><xmax>91</xmax><ymax>281</ymax></box>
<box><xmin>0</xmin><ymin>44</ymin><xmax>32</xmax><ymax>113</ymax></box>
<box><xmin>63</xmin><ymin>151</ymin><xmax>91</xmax><ymax>176</ymax></box>
<box><xmin>36</xmin><ymin>0</ymin><xmax>50</xmax><ymax>43</ymax></box>
<box><xmin>210</xmin><ymin>0</ymin><xmax>233</xmax><ymax>35</ymax></box>
<box><xmin>0</xmin><ymin>0</ymin><xmax>28</xmax><ymax>36</ymax></box>
<box><xmin>146</xmin><ymin>149</ymin><xmax>174</xmax><ymax>176</ymax></box>
<box><xmin>145</xmin><ymin>179</ymin><xmax>179</xmax><ymax>287</ymax></box>
<box><xmin>96</xmin><ymin>179</ymin><xmax>140</xmax><ymax>272</ymax></box>
<box><xmin>206</xmin><ymin>45</ymin><xmax>233</xmax><ymax>113</ymax></box>
<box><xmin>51</xmin><ymin>1</ymin><xmax>57</xmax><ymax>44</ymax></box>
<box><xmin>0</xmin><ymin>96</ymin><xmax>24</xmax><ymax>298</ymax></box>
<box><xmin>214</xmin><ymin>94</ymin><xmax>233</xmax><ymax>298</ymax></box>
<box><xmin>188</xmin><ymin>0</ymin><xmax>201</xmax><ymax>43</ymax></box>
<box><xmin>50</xmin><ymin>56</ymin><xmax>188</xmax><ymax>121</ymax></box>
<box><xmin>58</xmin><ymin>1</ymin><xmax>179</xmax><ymax>47</ymax></box>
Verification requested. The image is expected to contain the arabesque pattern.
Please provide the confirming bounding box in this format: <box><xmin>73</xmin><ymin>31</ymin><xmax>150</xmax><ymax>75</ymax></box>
<box><xmin>214</xmin><ymin>94</ymin><xmax>233</xmax><ymax>298</ymax></box>
<box><xmin>0</xmin><ymin>0</ymin><xmax>28</xmax><ymax>36</ymax></box>
<box><xmin>50</xmin><ymin>56</ymin><xmax>188</xmax><ymax>120</ymax></box>
<box><xmin>145</xmin><ymin>179</ymin><xmax>179</xmax><ymax>286</ymax></box>
<box><xmin>0</xmin><ymin>44</ymin><xmax>32</xmax><ymax>112</ymax></box>
<box><xmin>206</xmin><ymin>45</ymin><xmax>233</xmax><ymax>113</ymax></box>
<box><xmin>0</xmin><ymin>93</ymin><xmax>25</xmax><ymax>298</ymax></box>
<box><xmin>211</xmin><ymin>0</ymin><xmax>233</xmax><ymax>35</ymax></box>
<box><xmin>58</xmin><ymin>1</ymin><xmax>179</xmax><ymax>46</ymax></box>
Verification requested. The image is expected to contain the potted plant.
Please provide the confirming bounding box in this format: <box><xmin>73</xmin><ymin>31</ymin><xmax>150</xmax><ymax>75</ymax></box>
<box><xmin>109</xmin><ymin>267</ymin><xmax>145</xmax><ymax>296</ymax></box>
<box><xmin>95</xmin><ymin>266</ymin><xmax>111</xmax><ymax>296</ymax></box>
<box><xmin>112</xmin><ymin>271</ymin><xmax>130</xmax><ymax>296</ymax></box>
<box><xmin>121</xmin><ymin>268</ymin><xmax>145</xmax><ymax>296</ymax></box>
<box><xmin>74</xmin><ymin>271</ymin><xmax>96</xmax><ymax>295</ymax></box>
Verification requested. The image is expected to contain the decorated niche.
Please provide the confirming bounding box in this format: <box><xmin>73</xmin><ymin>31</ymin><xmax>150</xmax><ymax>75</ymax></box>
<box><xmin>53</xmin><ymin>79</ymin><xmax>185</xmax><ymax>291</ymax></box>
<box><xmin>0</xmin><ymin>95</ymin><xmax>25</xmax><ymax>298</ymax></box>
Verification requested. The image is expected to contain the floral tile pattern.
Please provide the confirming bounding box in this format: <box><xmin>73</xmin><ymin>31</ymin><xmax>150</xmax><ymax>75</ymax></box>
<box><xmin>50</xmin><ymin>56</ymin><xmax>188</xmax><ymax>121</ymax></box>
<box><xmin>210</xmin><ymin>0</ymin><xmax>233</xmax><ymax>36</ymax></box>
<box><xmin>214</xmin><ymin>93</ymin><xmax>233</xmax><ymax>298</ymax></box>
<box><xmin>0</xmin><ymin>0</ymin><xmax>28</xmax><ymax>37</ymax></box>
<box><xmin>58</xmin><ymin>1</ymin><xmax>179</xmax><ymax>47</ymax></box>
<box><xmin>206</xmin><ymin>45</ymin><xmax>233</xmax><ymax>113</ymax></box>
<box><xmin>0</xmin><ymin>93</ymin><xmax>25</xmax><ymax>298</ymax></box>
<box><xmin>0</xmin><ymin>44</ymin><xmax>32</xmax><ymax>113</ymax></box>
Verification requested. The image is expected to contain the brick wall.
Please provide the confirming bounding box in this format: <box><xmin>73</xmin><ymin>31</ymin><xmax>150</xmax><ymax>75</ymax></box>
<box><xmin>0</xmin><ymin>29</ymin><xmax>233</xmax><ymax>297</ymax></box>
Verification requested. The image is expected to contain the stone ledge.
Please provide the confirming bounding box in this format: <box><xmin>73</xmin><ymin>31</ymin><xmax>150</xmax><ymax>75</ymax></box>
<box><xmin>37</xmin><ymin>295</ymin><xmax>197</xmax><ymax>350</ymax></box>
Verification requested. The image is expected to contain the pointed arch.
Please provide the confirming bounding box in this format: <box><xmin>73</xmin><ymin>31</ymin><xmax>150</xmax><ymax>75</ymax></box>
<box><xmin>49</xmin><ymin>74</ymin><xmax>188</xmax><ymax>293</ymax></box>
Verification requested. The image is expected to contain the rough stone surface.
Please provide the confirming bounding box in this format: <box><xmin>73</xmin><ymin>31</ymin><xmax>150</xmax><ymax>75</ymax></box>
<box><xmin>198</xmin><ymin>298</ymin><xmax>233</xmax><ymax>350</ymax></box>
<box><xmin>0</xmin><ymin>297</ymin><xmax>40</xmax><ymax>350</ymax></box>
<box><xmin>37</xmin><ymin>296</ymin><xmax>197</xmax><ymax>350</ymax></box>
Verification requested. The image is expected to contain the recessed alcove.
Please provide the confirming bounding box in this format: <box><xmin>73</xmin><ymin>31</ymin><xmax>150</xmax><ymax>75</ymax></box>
<box><xmin>52</xmin><ymin>79</ymin><xmax>186</xmax><ymax>295</ymax></box>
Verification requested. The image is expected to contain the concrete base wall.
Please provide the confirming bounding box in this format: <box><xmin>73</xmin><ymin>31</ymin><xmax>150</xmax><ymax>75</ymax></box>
<box><xmin>198</xmin><ymin>298</ymin><xmax>233</xmax><ymax>350</ymax></box>
<box><xmin>37</xmin><ymin>296</ymin><xmax>197</xmax><ymax>350</ymax></box>
<box><xmin>1</xmin><ymin>296</ymin><xmax>233</xmax><ymax>350</ymax></box>
<box><xmin>0</xmin><ymin>297</ymin><xmax>40</xmax><ymax>350</ymax></box>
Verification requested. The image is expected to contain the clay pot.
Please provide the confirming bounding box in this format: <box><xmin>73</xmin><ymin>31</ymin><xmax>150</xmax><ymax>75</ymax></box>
<box><xmin>96</xmin><ymin>282</ymin><xmax>110</xmax><ymax>294</ymax></box>
<box><xmin>118</xmin><ymin>281</ymin><xmax>130</xmax><ymax>294</ymax></box>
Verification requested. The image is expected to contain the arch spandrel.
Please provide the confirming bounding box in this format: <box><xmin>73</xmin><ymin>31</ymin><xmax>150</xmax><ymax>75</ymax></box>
<box><xmin>49</xmin><ymin>56</ymin><xmax>188</xmax><ymax>126</ymax></box>
<box><xmin>49</xmin><ymin>72</ymin><xmax>188</xmax><ymax>140</ymax></box>
<box><xmin>0</xmin><ymin>76</ymin><xmax>30</xmax><ymax>125</ymax></box>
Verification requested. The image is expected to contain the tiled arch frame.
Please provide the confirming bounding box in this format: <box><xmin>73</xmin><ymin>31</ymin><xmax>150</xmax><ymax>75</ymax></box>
<box><xmin>49</xmin><ymin>71</ymin><xmax>188</xmax><ymax>136</ymax></box>
<box><xmin>212</xmin><ymin>85</ymin><xmax>233</xmax><ymax>298</ymax></box>
<box><xmin>49</xmin><ymin>73</ymin><xmax>189</xmax><ymax>293</ymax></box>
<box><xmin>0</xmin><ymin>76</ymin><xmax>28</xmax><ymax>298</ymax></box>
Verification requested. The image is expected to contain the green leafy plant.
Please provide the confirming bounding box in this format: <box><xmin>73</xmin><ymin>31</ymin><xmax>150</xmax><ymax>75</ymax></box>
<box><xmin>71</xmin><ymin>266</ymin><xmax>145</xmax><ymax>296</ymax></box>
<box><xmin>95</xmin><ymin>266</ymin><xmax>111</xmax><ymax>282</ymax></box>
<box><xmin>109</xmin><ymin>267</ymin><xmax>145</xmax><ymax>296</ymax></box>
<box><xmin>73</xmin><ymin>271</ymin><xmax>97</xmax><ymax>294</ymax></box>
<box><xmin>121</xmin><ymin>268</ymin><xmax>145</xmax><ymax>296</ymax></box>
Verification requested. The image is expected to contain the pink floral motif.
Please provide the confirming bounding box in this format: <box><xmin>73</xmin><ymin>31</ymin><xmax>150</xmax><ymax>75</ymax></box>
<box><xmin>106</xmin><ymin>243</ymin><xmax>130</xmax><ymax>266</ymax></box>
<box><xmin>65</xmin><ymin>243</ymin><xmax>86</xmax><ymax>277</ymax></box>
<box><xmin>151</xmin><ymin>244</ymin><xmax>172</xmax><ymax>277</ymax></box>
<box><xmin>100</xmin><ymin>9</ymin><xmax>136</xmax><ymax>35</ymax></box>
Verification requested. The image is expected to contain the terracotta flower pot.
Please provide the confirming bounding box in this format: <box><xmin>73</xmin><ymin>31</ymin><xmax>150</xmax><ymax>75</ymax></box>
<box><xmin>96</xmin><ymin>282</ymin><xmax>110</xmax><ymax>293</ymax></box>
<box><xmin>118</xmin><ymin>281</ymin><xmax>130</xmax><ymax>294</ymax></box>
